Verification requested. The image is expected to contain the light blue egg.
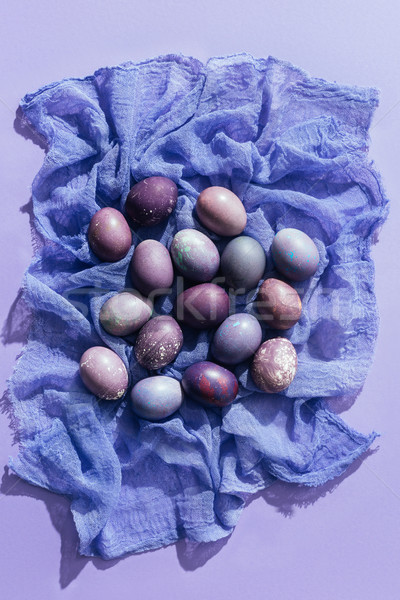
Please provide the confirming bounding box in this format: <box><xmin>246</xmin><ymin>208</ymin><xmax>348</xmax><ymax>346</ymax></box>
<box><xmin>211</xmin><ymin>313</ymin><xmax>262</xmax><ymax>365</ymax></box>
<box><xmin>130</xmin><ymin>376</ymin><xmax>183</xmax><ymax>420</ymax></box>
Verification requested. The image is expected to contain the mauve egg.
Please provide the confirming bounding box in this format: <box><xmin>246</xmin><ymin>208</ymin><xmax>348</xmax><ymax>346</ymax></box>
<box><xmin>271</xmin><ymin>228</ymin><xmax>319</xmax><ymax>281</ymax></box>
<box><xmin>221</xmin><ymin>236</ymin><xmax>266</xmax><ymax>292</ymax></box>
<box><xmin>79</xmin><ymin>346</ymin><xmax>128</xmax><ymax>400</ymax></box>
<box><xmin>130</xmin><ymin>239</ymin><xmax>174</xmax><ymax>297</ymax></box>
<box><xmin>125</xmin><ymin>176</ymin><xmax>178</xmax><ymax>226</ymax></box>
<box><xmin>256</xmin><ymin>278</ymin><xmax>302</xmax><ymax>330</ymax></box>
<box><xmin>170</xmin><ymin>229</ymin><xmax>220</xmax><ymax>282</ymax></box>
<box><xmin>175</xmin><ymin>283</ymin><xmax>230</xmax><ymax>329</ymax></box>
<box><xmin>182</xmin><ymin>361</ymin><xmax>239</xmax><ymax>407</ymax></box>
<box><xmin>131</xmin><ymin>376</ymin><xmax>183</xmax><ymax>420</ymax></box>
<box><xmin>88</xmin><ymin>207</ymin><xmax>132</xmax><ymax>262</ymax></box>
<box><xmin>134</xmin><ymin>315</ymin><xmax>183</xmax><ymax>370</ymax></box>
<box><xmin>99</xmin><ymin>292</ymin><xmax>152</xmax><ymax>336</ymax></box>
<box><xmin>196</xmin><ymin>186</ymin><xmax>247</xmax><ymax>236</ymax></box>
<box><xmin>211</xmin><ymin>313</ymin><xmax>262</xmax><ymax>365</ymax></box>
<box><xmin>251</xmin><ymin>337</ymin><xmax>297</xmax><ymax>393</ymax></box>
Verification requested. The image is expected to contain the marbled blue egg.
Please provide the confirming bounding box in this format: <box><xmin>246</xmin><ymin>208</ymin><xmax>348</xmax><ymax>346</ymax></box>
<box><xmin>211</xmin><ymin>313</ymin><xmax>262</xmax><ymax>365</ymax></box>
<box><xmin>271</xmin><ymin>228</ymin><xmax>319</xmax><ymax>281</ymax></box>
<box><xmin>170</xmin><ymin>229</ymin><xmax>220</xmax><ymax>282</ymax></box>
<box><xmin>130</xmin><ymin>376</ymin><xmax>183</xmax><ymax>420</ymax></box>
<box><xmin>182</xmin><ymin>361</ymin><xmax>239</xmax><ymax>407</ymax></box>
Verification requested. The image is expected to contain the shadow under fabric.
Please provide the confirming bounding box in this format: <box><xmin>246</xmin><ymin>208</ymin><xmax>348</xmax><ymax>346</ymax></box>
<box><xmin>7</xmin><ymin>53</ymin><xmax>389</xmax><ymax>559</ymax></box>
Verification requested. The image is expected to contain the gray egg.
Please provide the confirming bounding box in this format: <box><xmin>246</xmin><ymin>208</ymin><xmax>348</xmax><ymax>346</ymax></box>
<box><xmin>221</xmin><ymin>236</ymin><xmax>266</xmax><ymax>292</ymax></box>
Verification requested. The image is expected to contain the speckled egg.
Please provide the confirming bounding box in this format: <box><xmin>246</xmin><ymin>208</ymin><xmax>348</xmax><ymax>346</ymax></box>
<box><xmin>170</xmin><ymin>229</ymin><xmax>220</xmax><ymax>282</ymax></box>
<box><xmin>88</xmin><ymin>207</ymin><xmax>132</xmax><ymax>262</ymax></box>
<box><xmin>79</xmin><ymin>346</ymin><xmax>128</xmax><ymax>400</ymax></box>
<box><xmin>131</xmin><ymin>376</ymin><xmax>183</xmax><ymax>420</ymax></box>
<box><xmin>99</xmin><ymin>292</ymin><xmax>152</xmax><ymax>336</ymax></box>
<box><xmin>251</xmin><ymin>337</ymin><xmax>297</xmax><ymax>393</ymax></box>
<box><xmin>182</xmin><ymin>361</ymin><xmax>239</xmax><ymax>407</ymax></box>
<box><xmin>130</xmin><ymin>240</ymin><xmax>174</xmax><ymax>297</ymax></box>
<box><xmin>271</xmin><ymin>228</ymin><xmax>319</xmax><ymax>281</ymax></box>
<box><xmin>175</xmin><ymin>283</ymin><xmax>230</xmax><ymax>329</ymax></box>
<box><xmin>134</xmin><ymin>315</ymin><xmax>183</xmax><ymax>370</ymax></box>
<box><xmin>125</xmin><ymin>176</ymin><xmax>178</xmax><ymax>226</ymax></box>
<box><xmin>257</xmin><ymin>278</ymin><xmax>302</xmax><ymax>330</ymax></box>
<box><xmin>196</xmin><ymin>186</ymin><xmax>247</xmax><ymax>236</ymax></box>
<box><xmin>211</xmin><ymin>313</ymin><xmax>262</xmax><ymax>365</ymax></box>
<box><xmin>221</xmin><ymin>236</ymin><xmax>266</xmax><ymax>292</ymax></box>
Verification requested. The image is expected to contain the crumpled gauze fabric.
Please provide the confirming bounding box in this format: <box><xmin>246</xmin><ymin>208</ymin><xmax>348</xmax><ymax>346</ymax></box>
<box><xmin>8</xmin><ymin>54</ymin><xmax>389</xmax><ymax>559</ymax></box>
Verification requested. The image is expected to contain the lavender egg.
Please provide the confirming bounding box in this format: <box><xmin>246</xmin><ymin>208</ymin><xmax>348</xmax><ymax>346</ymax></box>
<box><xmin>134</xmin><ymin>315</ymin><xmax>183</xmax><ymax>370</ymax></box>
<box><xmin>125</xmin><ymin>176</ymin><xmax>178</xmax><ymax>226</ymax></box>
<box><xmin>251</xmin><ymin>337</ymin><xmax>297</xmax><ymax>393</ymax></box>
<box><xmin>79</xmin><ymin>346</ymin><xmax>128</xmax><ymax>400</ymax></box>
<box><xmin>182</xmin><ymin>361</ymin><xmax>239</xmax><ymax>407</ymax></box>
<box><xmin>131</xmin><ymin>376</ymin><xmax>183</xmax><ymax>420</ymax></box>
<box><xmin>175</xmin><ymin>283</ymin><xmax>230</xmax><ymax>329</ymax></box>
<box><xmin>211</xmin><ymin>313</ymin><xmax>262</xmax><ymax>365</ymax></box>
<box><xmin>130</xmin><ymin>239</ymin><xmax>174</xmax><ymax>297</ymax></box>
<box><xmin>257</xmin><ymin>278</ymin><xmax>302</xmax><ymax>330</ymax></box>
<box><xmin>88</xmin><ymin>207</ymin><xmax>132</xmax><ymax>262</ymax></box>
<box><xmin>170</xmin><ymin>229</ymin><xmax>220</xmax><ymax>282</ymax></box>
<box><xmin>99</xmin><ymin>292</ymin><xmax>152</xmax><ymax>336</ymax></box>
<box><xmin>196</xmin><ymin>186</ymin><xmax>247</xmax><ymax>236</ymax></box>
<box><xmin>271</xmin><ymin>228</ymin><xmax>319</xmax><ymax>281</ymax></box>
<box><xmin>221</xmin><ymin>236</ymin><xmax>266</xmax><ymax>292</ymax></box>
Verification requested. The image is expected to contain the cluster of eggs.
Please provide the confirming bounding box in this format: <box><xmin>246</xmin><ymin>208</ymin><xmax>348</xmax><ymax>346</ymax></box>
<box><xmin>80</xmin><ymin>176</ymin><xmax>319</xmax><ymax>420</ymax></box>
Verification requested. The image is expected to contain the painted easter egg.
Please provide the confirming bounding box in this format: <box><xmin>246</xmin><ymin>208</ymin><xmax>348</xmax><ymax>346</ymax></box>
<box><xmin>182</xmin><ymin>361</ymin><xmax>239</xmax><ymax>407</ymax></box>
<box><xmin>88</xmin><ymin>207</ymin><xmax>132</xmax><ymax>262</ymax></box>
<box><xmin>221</xmin><ymin>236</ymin><xmax>266</xmax><ymax>292</ymax></box>
<box><xmin>251</xmin><ymin>337</ymin><xmax>297</xmax><ymax>393</ymax></box>
<box><xmin>271</xmin><ymin>228</ymin><xmax>319</xmax><ymax>281</ymax></box>
<box><xmin>130</xmin><ymin>376</ymin><xmax>183</xmax><ymax>420</ymax></box>
<box><xmin>170</xmin><ymin>229</ymin><xmax>220</xmax><ymax>282</ymax></box>
<box><xmin>130</xmin><ymin>239</ymin><xmax>174</xmax><ymax>297</ymax></box>
<box><xmin>256</xmin><ymin>278</ymin><xmax>302</xmax><ymax>330</ymax></box>
<box><xmin>99</xmin><ymin>292</ymin><xmax>152</xmax><ymax>336</ymax></box>
<box><xmin>211</xmin><ymin>313</ymin><xmax>262</xmax><ymax>365</ymax></box>
<box><xmin>175</xmin><ymin>283</ymin><xmax>230</xmax><ymax>329</ymax></box>
<box><xmin>125</xmin><ymin>176</ymin><xmax>178</xmax><ymax>226</ymax></box>
<box><xmin>134</xmin><ymin>315</ymin><xmax>183</xmax><ymax>370</ymax></box>
<box><xmin>79</xmin><ymin>346</ymin><xmax>128</xmax><ymax>400</ymax></box>
<box><xmin>196</xmin><ymin>186</ymin><xmax>247</xmax><ymax>236</ymax></box>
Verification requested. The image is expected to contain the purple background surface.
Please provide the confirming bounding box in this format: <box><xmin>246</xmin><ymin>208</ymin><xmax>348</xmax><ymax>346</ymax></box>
<box><xmin>1</xmin><ymin>1</ymin><xmax>399</xmax><ymax>598</ymax></box>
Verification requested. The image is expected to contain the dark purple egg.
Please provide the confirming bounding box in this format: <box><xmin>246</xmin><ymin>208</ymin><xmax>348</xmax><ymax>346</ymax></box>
<box><xmin>130</xmin><ymin>239</ymin><xmax>174</xmax><ymax>297</ymax></box>
<box><xmin>134</xmin><ymin>315</ymin><xmax>183</xmax><ymax>370</ymax></box>
<box><xmin>196</xmin><ymin>186</ymin><xmax>247</xmax><ymax>236</ymax></box>
<box><xmin>251</xmin><ymin>337</ymin><xmax>297</xmax><ymax>393</ymax></box>
<box><xmin>182</xmin><ymin>361</ymin><xmax>239</xmax><ymax>407</ymax></box>
<box><xmin>88</xmin><ymin>207</ymin><xmax>132</xmax><ymax>262</ymax></box>
<box><xmin>79</xmin><ymin>346</ymin><xmax>128</xmax><ymax>400</ymax></box>
<box><xmin>221</xmin><ymin>236</ymin><xmax>266</xmax><ymax>292</ymax></box>
<box><xmin>271</xmin><ymin>228</ymin><xmax>319</xmax><ymax>281</ymax></box>
<box><xmin>170</xmin><ymin>229</ymin><xmax>220</xmax><ymax>282</ymax></box>
<box><xmin>131</xmin><ymin>376</ymin><xmax>183</xmax><ymax>420</ymax></box>
<box><xmin>211</xmin><ymin>313</ymin><xmax>262</xmax><ymax>365</ymax></box>
<box><xmin>256</xmin><ymin>278</ymin><xmax>302</xmax><ymax>330</ymax></box>
<box><xmin>175</xmin><ymin>283</ymin><xmax>230</xmax><ymax>330</ymax></box>
<box><xmin>99</xmin><ymin>292</ymin><xmax>152</xmax><ymax>336</ymax></box>
<box><xmin>125</xmin><ymin>176</ymin><xmax>178</xmax><ymax>226</ymax></box>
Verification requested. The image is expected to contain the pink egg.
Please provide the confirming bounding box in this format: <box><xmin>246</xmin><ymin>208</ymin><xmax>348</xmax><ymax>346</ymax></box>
<box><xmin>88</xmin><ymin>207</ymin><xmax>132</xmax><ymax>262</ymax></box>
<box><xmin>196</xmin><ymin>186</ymin><xmax>247</xmax><ymax>236</ymax></box>
<box><xmin>79</xmin><ymin>346</ymin><xmax>128</xmax><ymax>400</ymax></box>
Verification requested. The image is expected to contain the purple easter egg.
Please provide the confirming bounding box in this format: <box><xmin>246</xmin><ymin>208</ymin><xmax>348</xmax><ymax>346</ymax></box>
<box><xmin>196</xmin><ymin>186</ymin><xmax>247</xmax><ymax>236</ymax></box>
<box><xmin>79</xmin><ymin>346</ymin><xmax>128</xmax><ymax>400</ymax></box>
<box><xmin>175</xmin><ymin>283</ymin><xmax>230</xmax><ymax>329</ymax></box>
<box><xmin>130</xmin><ymin>239</ymin><xmax>174</xmax><ymax>297</ymax></box>
<box><xmin>88</xmin><ymin>207</ymin><xmax>132</xmax><ymax>262</ymax></box>
<box><xmin>131</xmin><ymin>376</ymin><xmax>183</xmax><ymax>420</ymax></box>
<box><xmin>211</xmin><ymin>313</ymin><xmax>262</xmax><ymax>365</ymax></box>
<box><xmin>271</xmin><ymin>228</ymin><xmax>319</xmax><ymax>281</ymax></box>
<box><xmin>99</xmin><ymin>292</ymin><xmax>152</xmax><ymax>336</ymax></box>
<box><xmin>182</xmin><ymin>361</ymin><xmax>239</xmax><ymax>407</ymax></box>
<box><xmin>125</xmin><ymin>176</ymin><xmax>178</xmax><ymax>226</ymax></box>
<box><xmin>256</xmin><ymin>278</ymin><xmax>302</xmax><ymax>330</ymax></box>
<box><xmin>134</xmin><ymin>315</ymin><xmax>183</xmax><ymax>370</ymax></box>
<box><xmin>170</xmin><ymin>229</ymin><xmax>220</xmax><ymax>282</ymax></box>
<box><xmin>221</xmin><ymin>235</ymin><xmax>266</xmax><ymax>292</ymax></box>
<box><xmin>251</xmin><ymin>337</ymin><xmax>297</xmax><ymax>393</ymax></box>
